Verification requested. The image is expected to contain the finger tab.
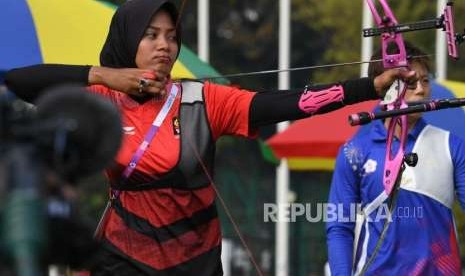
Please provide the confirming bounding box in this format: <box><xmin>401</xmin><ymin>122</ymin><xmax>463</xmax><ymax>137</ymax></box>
<box><xmin>142</xmin><ymin>72</ymin><xmax>156</xmax><ymax>80</ymax></box>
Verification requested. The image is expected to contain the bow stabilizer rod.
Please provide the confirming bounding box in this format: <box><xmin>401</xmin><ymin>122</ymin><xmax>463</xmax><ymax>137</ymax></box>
<box><xmin>349</xmin><ymin>97</ymin><xmax>465</xmax><ymax>126</ymax></box>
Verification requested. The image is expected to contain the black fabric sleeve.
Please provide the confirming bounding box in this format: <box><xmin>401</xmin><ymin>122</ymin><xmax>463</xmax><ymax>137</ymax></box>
<box><xmin>5</xmin><ymin>64</ymin><xmax>91</xmax><ymax>102</ymax></box>
<box><xmin>249</xmin><ymin>77</ymin><xmax>377</xmax><ymax>128</ymax></box>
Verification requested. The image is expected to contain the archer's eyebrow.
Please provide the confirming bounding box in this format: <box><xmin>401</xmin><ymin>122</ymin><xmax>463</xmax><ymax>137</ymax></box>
<box><xmin>146</xmin><ymin>25</ymin><xmax>176</xmax><ymax>32</ymax></box>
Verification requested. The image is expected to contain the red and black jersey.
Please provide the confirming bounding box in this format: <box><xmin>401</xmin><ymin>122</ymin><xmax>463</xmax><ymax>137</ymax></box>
<box><xmin>88</xmin><ymin>81</ymin><xmax>256</xmax><ymax>275</ymax></box>
<box><xmin>4</xmin><ymin>61</ymin><xmax>381</xmax><ymax>275</ymax></box>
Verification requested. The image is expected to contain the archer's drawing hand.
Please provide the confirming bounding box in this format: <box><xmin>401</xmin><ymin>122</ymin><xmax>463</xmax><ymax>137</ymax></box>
<box><xmin>89</xmin><ymin>66</ymin><xmax>169</xmax><ymax>97</ymax></box>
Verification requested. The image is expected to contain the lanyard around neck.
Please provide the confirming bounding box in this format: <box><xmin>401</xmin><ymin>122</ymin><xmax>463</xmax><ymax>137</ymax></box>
<box><xmin>121</xmin><ymin>83</ymin><xmax>179</xmax><ymax>181</ymax></box>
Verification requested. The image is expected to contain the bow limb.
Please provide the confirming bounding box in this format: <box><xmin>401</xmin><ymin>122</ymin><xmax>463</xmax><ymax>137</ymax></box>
<box><xmin>357</xmin><ymin>4</ymin><xmax>411</xmax><ymax>275</ymax></box>
<box><xmin>367</xmin><ymin>0</ymin><xmax>410</xmax><ymax>196</ymax></box>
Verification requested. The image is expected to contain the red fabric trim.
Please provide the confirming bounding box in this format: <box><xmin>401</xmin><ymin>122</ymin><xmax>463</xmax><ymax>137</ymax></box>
<box><xmin>120</xmin><ymin>186</ymin><xmax>215</xmax><ymax>227</ymax></box>
<box><xmin>105</xmin><ymin>213</ymin><xmax>221</xmax><ymax>270</ymax></box>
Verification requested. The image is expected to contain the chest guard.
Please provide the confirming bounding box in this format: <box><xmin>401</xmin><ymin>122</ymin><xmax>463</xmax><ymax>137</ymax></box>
<box><xmin>114</xmin><ymin>81</ymin><xmax>215</xmax><ymax>190</ymax></box>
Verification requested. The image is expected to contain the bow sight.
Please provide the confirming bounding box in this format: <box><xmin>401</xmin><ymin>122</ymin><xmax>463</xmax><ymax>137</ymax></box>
<box><xmin>362</xmin><ymin>1</ymin><xmax>464</xmax><ymax>59</ymax></box>
<box><xmin>351</xmin><ymin>0</ymin><xmax>465</xmax><ymax>124</ymax></box>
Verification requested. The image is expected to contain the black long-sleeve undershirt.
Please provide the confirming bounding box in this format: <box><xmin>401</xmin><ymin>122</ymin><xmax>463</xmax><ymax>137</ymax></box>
<box><xmin>5</xmin><ymin>64</ymin><xmax>378</xmax><ymax>129</ymax></box>
<box><xmin>5</xmin><ymin>64</ymin><xmax>91</xmax><ymax>102</ymax></box>
<box><xmin>249</xmin><ymin>78</ymin><xmax>377</xmax><ymax>128</ymax></box>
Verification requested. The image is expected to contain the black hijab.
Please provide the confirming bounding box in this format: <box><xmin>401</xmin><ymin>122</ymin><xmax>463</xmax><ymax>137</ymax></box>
<box><xmin>100</xmin><ymin>0</ymin><xmax>181</xmax><ymax>68</ymax></box>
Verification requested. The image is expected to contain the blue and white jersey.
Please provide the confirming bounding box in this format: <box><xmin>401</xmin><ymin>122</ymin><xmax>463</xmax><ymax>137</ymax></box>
<box><xmin>327</xmin><ymin>118</ymin><xmax>465</xmax><ymax>276</ymax></box>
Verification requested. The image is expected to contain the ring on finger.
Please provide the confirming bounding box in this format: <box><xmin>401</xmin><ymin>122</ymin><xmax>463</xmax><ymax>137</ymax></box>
<box><xmin>138</xmin><ymin>78</ymin><xmax>149</xmax><ymax>93</ymax></box>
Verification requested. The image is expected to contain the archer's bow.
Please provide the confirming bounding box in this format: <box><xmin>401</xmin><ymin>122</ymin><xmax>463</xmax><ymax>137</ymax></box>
<box><xmin>352</xmin><ymin>3</ymin><xmax>463</xmax><ymax>274</ymax></box>
<box><xmin>366</xmin><ymin>0</ymin><xmax>410</xmax><ymax>196</ymax></box>
<box><xmin>354</xmin><ymin>3</ymin><xmax>463</xmax><ymax>273</ymax></box>
<box><xmin>353</xmin><ymin>0</ymin><xmax>463</xmax><ymax>196</ymax></box>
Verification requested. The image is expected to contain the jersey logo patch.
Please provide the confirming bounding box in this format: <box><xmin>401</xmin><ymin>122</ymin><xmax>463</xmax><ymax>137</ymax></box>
<box><xmin>172</xmin><ymin>117</ymin><xmax>180</xmax><ymax>136</ymax></box>
<box><xmin>363</xmin><ymin>159</ymin><xmax>377</xmax><ymax>174</ymax></box>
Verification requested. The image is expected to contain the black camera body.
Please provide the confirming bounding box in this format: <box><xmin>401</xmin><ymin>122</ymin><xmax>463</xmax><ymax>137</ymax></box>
<box><xmin>0</xmin><ymin>86</ymin><xmax>122</xmax><ymax>275</ymax></box>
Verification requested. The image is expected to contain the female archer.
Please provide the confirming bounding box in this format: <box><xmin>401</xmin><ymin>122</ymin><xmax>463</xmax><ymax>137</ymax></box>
<box><xmin>5</xmin><ymin>0</ymin><xmax>416</xmax><ymax>274</ymax></box>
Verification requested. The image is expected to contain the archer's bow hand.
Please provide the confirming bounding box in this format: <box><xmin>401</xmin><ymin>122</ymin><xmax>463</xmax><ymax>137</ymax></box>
<box><xmin>373</xmin><ymin>68</ymin><xmax>418</xmax><ymax>98</ymax></box>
